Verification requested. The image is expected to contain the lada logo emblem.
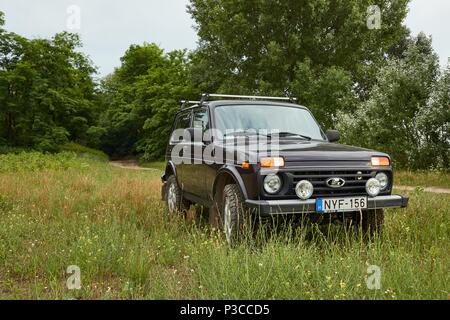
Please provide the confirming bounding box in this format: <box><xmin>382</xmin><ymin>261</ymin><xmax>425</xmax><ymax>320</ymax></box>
<box><xmin>326</xmin><ymin>177</ymin><xmax>346</xmax><ymax>188</ymax></box>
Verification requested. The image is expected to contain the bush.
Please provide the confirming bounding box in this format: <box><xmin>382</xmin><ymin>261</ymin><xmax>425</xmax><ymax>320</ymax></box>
<box><xmin>0</xmin><ymin>145</ymin><xmax>30</xmax><ymax>155</ymax></box>
<box><xmin>0</xmin><ymin>151</ymin><xmax>90</xmax><ymax>172</ymax></box>
<box><xmin>60</xmin><ymin>143</ymin><xmax>109</xmax><ymax>162</ymax></box>
<box><xmin>336</xmin><ymin>34</ymin><xmax>447</xmax><ymax>170</ymax></box>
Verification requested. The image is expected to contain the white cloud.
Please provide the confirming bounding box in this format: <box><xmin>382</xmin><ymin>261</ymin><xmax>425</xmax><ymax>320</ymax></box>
<box><xmin>406</xmin><ymin>0</ymin><xmax>450</xmax><ymax>66</ymax></box>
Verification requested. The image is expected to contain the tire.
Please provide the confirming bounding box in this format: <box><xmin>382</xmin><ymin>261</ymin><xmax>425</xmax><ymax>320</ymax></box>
<box><xmin>165</xmin><ymin>175</ymin><xmax>190</xmax><ymax>215</ymax></box>
<box><xmin>355</xmin><ymin>209</ymin><xmax>384</xmax><ymax>237</ymax></box>
<box><xmin>221</xmin><ymin>184</ymin><xmax>250</xmax><ymax>245</ymax></box>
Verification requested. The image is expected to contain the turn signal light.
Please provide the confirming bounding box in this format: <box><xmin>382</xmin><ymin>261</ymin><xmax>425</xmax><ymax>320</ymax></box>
<box><xmin>242</xmin><ymin>162</ymin><xmax>250</xmax><ymax>169</ymax></box>
<box><xmin>371</xmin><ymin>156</ymin><xmax>390</xmax><ymax>166</ymax></box>
<box><xmin>260</xmin><ymin>157</ymin><xmax>285</xmax><ymax>168</ymax></box>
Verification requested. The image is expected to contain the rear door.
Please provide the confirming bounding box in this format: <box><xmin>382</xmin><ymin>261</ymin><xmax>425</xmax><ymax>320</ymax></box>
<box><xmin>168</xmin><ymin>110</ymin><xmax>192</xmax><ymax>189</ymax></box>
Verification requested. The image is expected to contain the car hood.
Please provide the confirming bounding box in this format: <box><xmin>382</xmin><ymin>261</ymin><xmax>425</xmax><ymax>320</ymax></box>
<box><xmin>221</xmin><ymin>139</ymin><xmax>388</xmax><ymax>163</ymax></box>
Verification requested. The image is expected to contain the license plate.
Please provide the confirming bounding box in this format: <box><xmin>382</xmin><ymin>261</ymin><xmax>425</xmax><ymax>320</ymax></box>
<box><xmin>316</xmin><ymin>197</ymin><xmax>367</xmax><ymax>213</ymax></box>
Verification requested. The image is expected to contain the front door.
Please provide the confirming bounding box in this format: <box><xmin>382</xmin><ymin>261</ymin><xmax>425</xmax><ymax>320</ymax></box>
<box><xmin>183</xmin><ymin>107</ymin><xmax>210</xmax><ymax>198</ymax></box>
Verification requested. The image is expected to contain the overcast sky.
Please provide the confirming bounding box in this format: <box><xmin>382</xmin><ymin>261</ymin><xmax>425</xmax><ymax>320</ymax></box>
<box><xmin>0</xmin><ymin>0</ymin><xmax>449</xmax><ymax>78</ymax></box>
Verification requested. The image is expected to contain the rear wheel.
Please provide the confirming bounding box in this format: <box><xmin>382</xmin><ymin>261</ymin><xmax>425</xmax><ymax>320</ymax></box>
<box><xmin>165</xmin><ymin>175</ymin><xmax>190</xmax><ymax>215</ymax></box>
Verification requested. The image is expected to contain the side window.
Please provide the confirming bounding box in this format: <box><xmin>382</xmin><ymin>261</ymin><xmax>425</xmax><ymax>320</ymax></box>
<box><xmin>192</xmin><ymin>108</ymin><xmax>209</xmax><ymax>133</ymax></box>
<box><xmin>171</xmin><ymin>110</ymin><xmax>192</xmax><ymax>142</ymax></box>
<box><xmin>175</xmin><ymin>111</ymin><xmax>192</xmax><ymax>130</ymax></box>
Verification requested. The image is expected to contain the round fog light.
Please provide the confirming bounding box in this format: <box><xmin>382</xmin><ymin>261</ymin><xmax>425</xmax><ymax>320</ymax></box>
<box><xmin>375</xmin><ymin>172</ymin><xmax>389</xmax><ymax>190</ymax></box>
<box><xmin>263</xmin><ymin>174</ymin><xmax>282</xmax><ymax>194</ymax></box>
<box><xmin>296</xmin><ymin>180</ymin><xmax>314</xmax><ymax>200</ymax></box>
<box><xmin>366</xmin><ymin>178</ymin><xmax>381</xmax><ymax>197</ymax></box>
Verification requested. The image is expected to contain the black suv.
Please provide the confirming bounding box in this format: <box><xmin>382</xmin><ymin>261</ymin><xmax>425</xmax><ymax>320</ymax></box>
<box><xmin>162</xmin><ymin>94</ymin><xmax>408</xmax><ymax>243</ymax></box>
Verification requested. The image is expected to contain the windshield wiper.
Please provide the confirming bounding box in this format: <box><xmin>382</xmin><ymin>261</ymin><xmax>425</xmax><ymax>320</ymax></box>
<box><xmin>267</xmin><ymin>132</ymin><xmax>312</xmax><ymax>141</ymax></box>
<box><xmin>223</xmin><ymin>130</ymin><xmax>269</xmax><ymax>138</ymax></box>
<box><xmin>223</xmin><ymin>130</ymin><xmax>312</xmax><ymax>141</ymax></box>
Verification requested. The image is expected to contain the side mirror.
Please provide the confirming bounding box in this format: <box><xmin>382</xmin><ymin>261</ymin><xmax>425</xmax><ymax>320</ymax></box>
<box><xmin>326</xmin><ymin>130</ymin><xmax>340</xmax><ymax>143</ymax></box>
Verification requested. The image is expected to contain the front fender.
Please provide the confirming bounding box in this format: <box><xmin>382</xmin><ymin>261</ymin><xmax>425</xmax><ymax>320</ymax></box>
<box><xmin>213</xmin><ymin>165</ymin><xmax>249</xmax><ymax>200</ymax></box>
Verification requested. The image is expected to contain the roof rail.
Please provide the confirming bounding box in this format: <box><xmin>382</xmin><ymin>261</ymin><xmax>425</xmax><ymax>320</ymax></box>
<box><xmin>180</xmin><ymin>100</ymin><xmax>201</xmax><ymax>109</ymax></box>
<box><xmin>200</xmin><ymin>93</ymin><xmax>298</xmax><ymax>104</ymax></box>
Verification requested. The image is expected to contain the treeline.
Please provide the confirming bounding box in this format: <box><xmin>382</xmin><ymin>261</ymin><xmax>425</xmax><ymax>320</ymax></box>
<box><xmin>0</xmin><ymin>12</ymin><xmax>101</xmax><ymax>152</ymax></box>
<box><xmin>0</xmin><ymin>1</ymin><xmax>449</xmax><ymax>170</ymax></box>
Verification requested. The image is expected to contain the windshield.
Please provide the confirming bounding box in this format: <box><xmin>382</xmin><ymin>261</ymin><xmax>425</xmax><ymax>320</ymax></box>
<box><xmin>214</xmin><ymin>105</ymin><xmax>325</xmax><ymax>140</ymax></box>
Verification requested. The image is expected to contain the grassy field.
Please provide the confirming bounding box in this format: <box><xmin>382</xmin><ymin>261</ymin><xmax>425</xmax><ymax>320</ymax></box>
<box><xmin>0</xmin><ymin>153</ymin><xmax>448</xmax><ymax>299</ymax></box>
<box><xmin>396</xmin><ymin>170</ymin><xmax>450</xmax><ymax>188</ymax></box>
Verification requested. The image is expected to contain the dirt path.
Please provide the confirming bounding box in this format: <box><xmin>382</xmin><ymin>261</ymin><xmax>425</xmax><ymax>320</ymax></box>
<box><xmin>109</xmin><ymin>161</ymin><xmax>450</xmax><ymax>194</ymax></box>
<box><xmin>394</xmin><ymin>185</ymin><xmax>450</xmax><ymax>194</ymax></box>
<box><xmin>110</xmin><ymin>160</ymin><xmax>159</xmax><ymax>171</ymax></box>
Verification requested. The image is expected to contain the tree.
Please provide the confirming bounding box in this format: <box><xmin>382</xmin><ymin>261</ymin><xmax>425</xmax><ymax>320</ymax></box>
<box><xmin>0</xmin><ymin>12</ymin><xmax>98</xmax><ymax>152</ymax></box>
<box><xmin>290</xmin><ymin>59</ymin><xmax>357</xmax><ymax>129</ymax></box>
<box><xmin>188</xmin><ymin>0</ymin><xmax>410</xmax><ymax>126</ymax></box>
<box><xmin>416</xmin><ymin>65</ymin><xmax>450</xmax><ymax>169</ymax></box>
<box><xmin>336</xmin><ymin>34</ymin><xmax>442</xmax><ymax>169</ymax></box>
<box><xmin>99</xmin><ymin>43</ymin><xmax>198</xmax><ymax>159</ymax></box>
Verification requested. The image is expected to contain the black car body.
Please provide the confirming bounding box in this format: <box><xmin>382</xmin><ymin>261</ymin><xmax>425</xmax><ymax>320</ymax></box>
<box><xmin>162</xmin><ymin>95</ymin><xmax>409</xmax><ymax>243</ymax></box>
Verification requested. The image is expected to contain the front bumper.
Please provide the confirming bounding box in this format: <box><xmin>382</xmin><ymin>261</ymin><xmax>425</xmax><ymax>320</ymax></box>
<box><xmin>246</xmin><ymin>195</ymin><xmax>409</xmax><ymax>216</ymax></box>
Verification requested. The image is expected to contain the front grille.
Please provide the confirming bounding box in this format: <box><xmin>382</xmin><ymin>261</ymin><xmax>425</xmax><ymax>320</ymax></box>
<box><xmin>289</xmin><ymin>170</ymin><xmax>376</xmax><ymax>198</ymax></box>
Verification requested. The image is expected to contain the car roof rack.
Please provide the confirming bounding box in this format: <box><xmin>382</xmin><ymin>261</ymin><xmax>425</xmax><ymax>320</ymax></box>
<box><xmin>200</xmin><ymin>93</ymin><xmax>298</xmax><ymax>104</ymax></box>
<box><xmin>180</xmin><ymin>100</ymin><xmax>201</xmax><ymax>109</ymax></box>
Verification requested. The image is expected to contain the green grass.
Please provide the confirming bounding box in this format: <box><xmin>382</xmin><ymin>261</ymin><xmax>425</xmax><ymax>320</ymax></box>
<box><xmin>395</xmin><ymin>170</ymin><xmax>450</xmax><ymax>188</ymax></box>
<box><xmin>0</xmin><ymin>153</ymin><xmax>448</xmax><ymax>299</ymax></box>
<box><xmin>60</xmin><ymin>143</ymin><xmax>109</xmax><ymax>162</ymax></box>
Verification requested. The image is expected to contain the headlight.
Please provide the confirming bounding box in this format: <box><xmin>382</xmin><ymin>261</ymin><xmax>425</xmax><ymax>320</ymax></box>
<box><xmin>263</xmin><ymin>174</ymin><xmax>282</xmax><ymax>194</ymax></box>
<box><xmin>366</xmin><ymin>178</ymin><xmax>381</xmax><ymax>197</ymax></box>
<box><xmin>260</xmin><ymin>157</ymin><xmax>285</xmax><ymax>168</ymax></box>
<box><xmin>295</xmin><ymin>180</ymin><xmax>314</xmax><ymax>200</ymax></box>
<box><xmin>375</xmin><ymin>172</ymin><xmax>389</xmax><ymax>190</ymax></box>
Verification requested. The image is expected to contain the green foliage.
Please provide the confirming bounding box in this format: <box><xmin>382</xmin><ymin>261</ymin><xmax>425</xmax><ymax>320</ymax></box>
<box><xmin>336</xmin><ymin>34</ymin><xmax>448</xmax><ymax>170</ymax></box>
<box><xmin>98</xmin><ymin>43</ymin><xmax>198</xmax><ymax>160</ymax></box>
<box><xmin>0</xmin><ymin>13</ymin><xmax>99</xmax><ymax>152</ymax></box>
<box><xmin>415</xmin><ymin>66</ymin><xmax>450</xmax><ymax>169</ymax></box>
<box><xmin>290</xmin><ymin>59</ymin><xmax>357</xmax><ymax>129</ymax></box>
<box><xmin>0</xmin><ymin>144</ymin><xmax>30</xmax><ymax>155</ymax></box>
<box><xmin>0</xmin><ymin>6</ymin><xmax>447</xmax><ymax>170</ymax></box>
<box><xmin>188</xmin><ymin>0</ymin><xmax>410</xmax><ymax>126</ymax></box>
<box><xmin>0</xmin><ymin>151</ymin><xmax>89</xmax><ymax>172</ymax></box>
<box><xmin>60</xmin><ymin>142</ymin><xmax>109</xmax><ymax>162</ymax></box>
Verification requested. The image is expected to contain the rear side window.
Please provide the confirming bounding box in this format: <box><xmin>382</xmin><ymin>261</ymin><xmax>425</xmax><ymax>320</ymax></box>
<box><xmin>175</xmin><ymin>111</ymin><xmax>191</xmax><ymax>130</ymax></box>
<box><xmin>192</xmin><ymin>107</ymin><xmax>209</xmax><ymax>133</ymax></box>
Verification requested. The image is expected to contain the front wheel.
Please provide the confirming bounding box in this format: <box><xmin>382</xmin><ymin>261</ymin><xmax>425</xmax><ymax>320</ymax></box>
<box><xmin>221</xmin><ymin>184</ymin><xmax>250</xmax><ymax>245</ymax></box>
